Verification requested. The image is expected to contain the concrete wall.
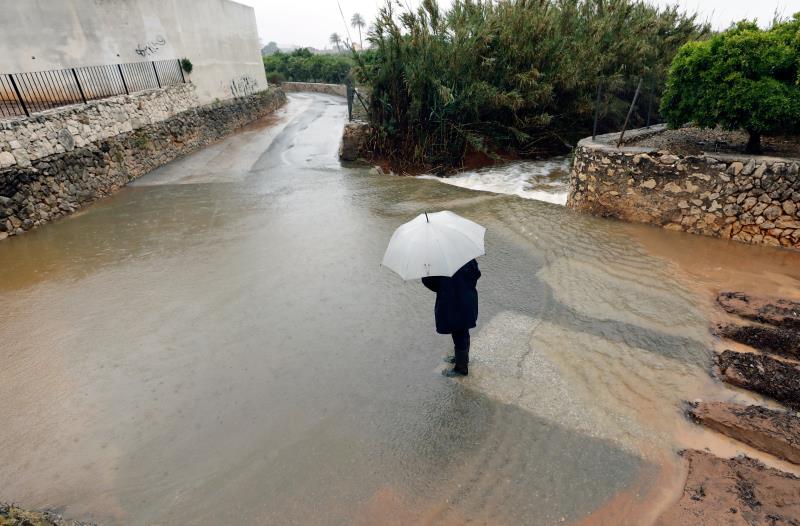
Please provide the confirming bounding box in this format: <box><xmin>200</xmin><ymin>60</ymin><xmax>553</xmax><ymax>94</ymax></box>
<box><xmin>0</xmin><ymin>0</ymin><xmax>267</xmax><ymax>104</ymax></box>
<box><xmin>567</xmin><ymin>126</ymin><xmax>800</xmax><ymax>250</ymax></box>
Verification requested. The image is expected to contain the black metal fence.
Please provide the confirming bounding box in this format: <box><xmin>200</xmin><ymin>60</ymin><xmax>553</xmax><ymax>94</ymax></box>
<box><xmin>0</xmin><ymin>59</ymin><xmax>185</xmax><ymax>119</ymax></box>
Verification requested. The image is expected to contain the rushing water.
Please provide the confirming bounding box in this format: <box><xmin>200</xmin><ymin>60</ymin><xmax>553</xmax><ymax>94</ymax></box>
<box><xmin>2</xmin><ymin>93</ymin><xmax>800</xmax><ymax>525</ymax></box>
<box><xmin>417</xmin><ymin>157</ymin><xmax>572</xmax><ymax>204</ymax></box>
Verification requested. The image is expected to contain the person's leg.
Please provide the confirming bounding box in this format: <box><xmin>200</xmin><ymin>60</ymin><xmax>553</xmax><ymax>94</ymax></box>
<box><xmin>449</xmin><ymin>329</ymin><xmax>469</xmax><ymax>375</ymax></box>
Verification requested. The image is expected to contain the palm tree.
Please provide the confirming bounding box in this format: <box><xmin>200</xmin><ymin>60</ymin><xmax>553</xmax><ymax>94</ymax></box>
<box><xmin>351</xmin><ymin>13</ymin><xmax>366</xmax><ymax>50</ymax></box>
<box><xmin>330</xmin><ymin>32</ymin><xmax>342</xmax><ymax>52</ymax></box>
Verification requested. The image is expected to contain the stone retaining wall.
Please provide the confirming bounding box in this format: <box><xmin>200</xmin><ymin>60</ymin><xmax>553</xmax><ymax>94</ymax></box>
<box><xmin>280</xmin><ymin>82</ymin><xmax>346</xmax><ymax>97</ymax></box>
<box><xmin>0</xmin><ymin>84</ymin><xmax>199</xmax><ymax>170</ymax></box>
<box><xmin>0</xmin><ymin>87</ymin><xmax>286</xmax><ymax>239</ymax></box>
<box><xmin>567</xmin><ymin>127</ymin><xmax>800</xmax><ymax>249</ymax></box>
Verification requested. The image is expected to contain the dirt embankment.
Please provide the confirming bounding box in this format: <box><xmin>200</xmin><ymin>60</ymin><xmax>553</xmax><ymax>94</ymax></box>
<box><xmin>688</xmin><ymin>402</ymin><xmax>800</xmax><ymax>465</ymax></box>
<box><xmin>658</xmin><ymin>291</ymin><xmax>800</xmax><ymax>524</ymax></box>
<box><xmin>656</xmin><ymin>450</ymin><xmax>800</xmax><ymax>526</ymax></box>
<box><xmin>0</xmin><ymin>503</ymin><xmax>94</xmax><ymax>526</ymax></box>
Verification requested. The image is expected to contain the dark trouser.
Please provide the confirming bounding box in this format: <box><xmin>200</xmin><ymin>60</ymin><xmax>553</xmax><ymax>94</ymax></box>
<box><xmin>451</xmin><ymin>329</ymin><xmax>470</xmax><ymax>371</ymax></box>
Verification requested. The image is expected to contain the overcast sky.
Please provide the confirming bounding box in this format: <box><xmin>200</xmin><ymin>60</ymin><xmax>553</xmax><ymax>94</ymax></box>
<box><xmin>238</xmin><ymin>0</ymin><xmax>799</xmax><ymax>50</ymax></box>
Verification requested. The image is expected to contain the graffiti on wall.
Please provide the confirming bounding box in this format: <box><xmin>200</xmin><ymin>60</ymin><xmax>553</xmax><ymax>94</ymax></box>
<box><xmin>229</xmin><ymin>75</ymin><xmax>258</xmax><ymax>98</ymax></box>
<box><xmin>134</xmin><ymin>36</ymin><xmax>167</xmax><ymax>57</ymax></box>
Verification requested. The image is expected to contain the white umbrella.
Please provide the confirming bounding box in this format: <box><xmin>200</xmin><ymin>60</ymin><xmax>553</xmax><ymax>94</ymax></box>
<box><xmin>382</xmin><ymin>211</ymin><xmax>485</xmax><ymax>280</ymax></box>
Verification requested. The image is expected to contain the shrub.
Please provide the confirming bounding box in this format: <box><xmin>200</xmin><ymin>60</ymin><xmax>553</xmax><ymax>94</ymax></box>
<box><xmin>266</xmin><ymin>71</ymin><xmax>286</xmax><ymax>84</ymax></box>
<box><xmin>180</xmin><ymin>58</ymin><xmax>193</xmax><ymax>74</ymax></box>
<box><xmin>355</xmin><ymin>0</ymin><xmax>707</xmax><ymax>171</ymax></box>
<box><xmin>263</xmin><ymin>48</ymin><xmax>353</xmax><ymax>84</ymax></box>
<box><xmin>661</xmin><ymin>14</ymin><xmax>800</xmax><ymax>153</ymax></box>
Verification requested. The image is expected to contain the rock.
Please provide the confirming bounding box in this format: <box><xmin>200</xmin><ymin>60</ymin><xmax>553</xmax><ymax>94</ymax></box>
<box><xmin>741</xmin><ymin>159</ymin><xmax>757</xmax><ymax>176</ymax></box>
<box><xmin>339</xmin><ymin>121</ymin><xmax>372</xmax><ymax>162</ymax></box>
<box><xmin>715</xmin><ymin>323</ymin><xmax>800</xmax><ymax>360</ymax></box>
<box><xmin>12</xmin><ymin>149</ymin><xmax>31</xmax><ymax>168</ymax></box>
<box><xmin>659</xmin><ymin>154</ymin><xmax>679</xmax><ymax>164</ymax></box>
<box><xmin>688</xmin><ymin>402</ymin><xmax>800</xmax><ymax>464</ymax></box>
<box><xmin>655</xmin><ymin>450</ymin><xmax>800</xmax><ymax>526</ymax></box>
<box><xmin>782</xmin><ymin>201</ymin><xmax>798</xmax><ymax>216</ymax></box>
<box><xmin>764</xmin><ymin>204</ymin><xmax>782</xmax><ymax>221</ymax></box>
<box><xmin>0</xmin><ymin>150</ymin><xmax>16</xmax><ymax>168</ymax></box>
<box><xmin>727</xmin><ymin>161</ymin><xmax>744</xmax><ymax>175</ymax></box>
<box><xmin>722</xmin><ymin>204</ymin><xmax>740</xmax><ymax>217</ymax></box>
<box><xmin>742</xmin><ymin>196</ymin><xmax>758</xmax><ymax>211</ymax></box>
<box><xmin>632</xmin><ymin>153</ymin><xmax>653</xmax><ymax>165</ymax></box>
<box><xmin>718</xmin><ymin>291</ymin><xmax>800</xmax><ymax>329</ymax></box>
<box><xmin>57</xmin><ymin>128</ymin><xmax>75</xmax><ymax>151</ymax></box>
<box><xmin>753</xmin><ymin>163</ymin><xmax>767</xmax><ymax>179</ymax></box>
<box><xmin>640</xmin><ymin>179</ymin><xmax>657</xmax><ymax>189</ymax></box>
<box><xmin>716</xmin><ymin>350</ymin><xmax>800</xmax><ymax>410</ymax></box>
<box><xmin>776</xmin><ymin>218</ymin><xmax>800</xmax><ymax>230</ymax></box>
<box><xmin>663</xmin><ymin>181</ymin><xmax>682</xmax><ymax>193</ymax></box>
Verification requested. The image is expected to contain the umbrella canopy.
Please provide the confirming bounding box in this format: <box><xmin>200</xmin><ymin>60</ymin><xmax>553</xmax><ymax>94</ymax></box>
<box><xmin>382</xmin><ymin>211</ymin><xmax>485</xmax><ymax>280</ymax></box>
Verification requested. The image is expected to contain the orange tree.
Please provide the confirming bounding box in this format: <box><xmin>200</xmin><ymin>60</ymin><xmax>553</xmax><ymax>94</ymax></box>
<box><xmin>661</xmin><ymin>15</ymin><xmax>800</xmax><ymax>154</ymax></box>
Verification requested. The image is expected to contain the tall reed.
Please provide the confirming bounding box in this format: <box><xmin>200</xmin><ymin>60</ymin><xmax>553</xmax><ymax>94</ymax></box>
<box><xmin>355</xmin><ymin>0</ymin><xmax>707</xmax><ymax>171</ymax></box>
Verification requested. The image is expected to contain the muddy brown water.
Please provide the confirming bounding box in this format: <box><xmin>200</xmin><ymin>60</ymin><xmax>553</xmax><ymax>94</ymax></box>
<box><xmin>2</xmin><ymin>93</ymin><xmax>800</xmax><ymax>525</ymax></box>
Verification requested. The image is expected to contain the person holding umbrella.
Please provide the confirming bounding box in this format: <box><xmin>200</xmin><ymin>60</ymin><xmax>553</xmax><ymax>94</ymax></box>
<box><xmin>420</xmin><ymin>259</ymin><xmax>481</xmax><ymax>376</ymax></box>
<box><xmin>382</xmin><ymin>211</ymin><xmax>484</xmax><ymax>377</ymax></box>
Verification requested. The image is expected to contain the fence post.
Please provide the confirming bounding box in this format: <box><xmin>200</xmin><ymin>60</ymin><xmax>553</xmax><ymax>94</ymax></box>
<box><xmin>117</xmin><ymin>64</ymin><xmax>129</xmax><ymax>95</ymax></box>
<box><xmin>8</xmin><ymin>75</ymin><xmax>29</xmax><ymax>117</ymax></box>
<box><xmin>152</xmin><ymin>61</ymin><xmax>161</xmax><ymax>88</ymax></box>
<box><xmin>592</xmin><ymin>81</ymin><xmax>602</xmax><ymax>141</ymax></box>
<box><xmin>71</xmin><ymin>68</ymin><xmax>87</xmax><ymax>104</ymax></box>
<box><xmin>617</xmin><ymin>77</ymin><xmax>643</xmax><ymax>148</ymax></box>
<box><xmin>177</xmin><ymin>59</ymin><xmax>185</xmax><ymax>83</ymax></box>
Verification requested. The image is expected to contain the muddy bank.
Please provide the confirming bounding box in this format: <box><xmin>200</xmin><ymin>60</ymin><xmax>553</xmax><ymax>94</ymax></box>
<box><xmin>0</xmin><ymin>503</ymin><xmax>94</xmax><ymax>526</ymax></box>
<box><xmin>656</xmin><ymin>450</ymin><xmax>800</xmax><ymax>525</ymax></box>
<box><xmin>716</xmin><ymin>350</ymin><xmax>800</xmax><ymax>410</ymax></box>
<box><xmin>715</xmin><ymin>323</ymin><xmax>800</xmax><ymax>360</ymax></box>
<box><xmin>718</xmin><ymin>292</ymin><xmax>800</xmax><ymax>330</ymax></box>
<box><xmin>626</xmin><ymin>126</ymin><xmax>800</xmax><ymax>159</ymax></box>
<box><xmin>688</xmin><ymin>402</ymin><xmax>800</xmax><ymax>465</ymax></box>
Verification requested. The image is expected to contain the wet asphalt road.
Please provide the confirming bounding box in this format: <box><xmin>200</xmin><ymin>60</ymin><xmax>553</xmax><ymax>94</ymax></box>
<box><xmin>3</xmin><ymin>93</ymin><xmax>800</xmax><ymax>525</ymax></box>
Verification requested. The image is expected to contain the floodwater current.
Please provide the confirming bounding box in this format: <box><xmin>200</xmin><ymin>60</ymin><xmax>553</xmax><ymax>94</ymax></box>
<box><xmin>2</xmin><ymin>93</ymin><xmax>800</xmax><ymax>525</ymax></box>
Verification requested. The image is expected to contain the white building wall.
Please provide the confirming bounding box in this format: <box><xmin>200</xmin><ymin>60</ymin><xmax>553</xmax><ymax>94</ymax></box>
<box><xmin>0</xmin><ymin>0</ymin><xmax>267</xmax><ymax>104</ymax></box>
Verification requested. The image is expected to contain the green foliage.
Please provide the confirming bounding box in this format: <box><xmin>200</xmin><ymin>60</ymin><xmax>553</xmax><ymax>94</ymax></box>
<box><xmin>266</xmin><ymin>71</ymin><xmax>286</xmax><ymax>84</ymax></box>
<box><xmin>661</xmin><ymin>14</ymin><xmax>800</xmax><ymax>153</ymax></box>
<box><xmin>263</xmin><ymin>48</ymin><xmax>353</xmax><ymax>84</ymax></box>
<box><xmin>179</xmin><ymin>58</ymin><xmax>193</xmax><ymax>74</ymax></box>
<box><xmin>354</xmin><ymin>0</ymin><xmax>707</xmax><ymax>171</ymax></box>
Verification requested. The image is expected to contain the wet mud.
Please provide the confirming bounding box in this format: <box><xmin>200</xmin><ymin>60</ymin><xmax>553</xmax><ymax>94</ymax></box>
<box><xmin>715</xmin><ymin>323</ymin><xmax>800</xmax><ymax>360</ymax></box>
<box><xmin>656</xmin><ymin>450</ymin><xmax>800</xmax><ymax>526</ymax></box>
<box><xmin>718</xmin><ymin>291</ymin><xmax>800</xmax><ymax>330</ymax></box>
<box><xmin>0</xmin><ymin>503</ymin><xmax>93</xmax><ymax>526</ymax></box>
<box><xmin>688</xmin><ymin>402</ymin><xmax>800</xmax><ymax>465</ymax></box>
<box><xmin>716</xmin><ymin>350</ymin><xmax>800</xmax><ymax>411</ymax></box>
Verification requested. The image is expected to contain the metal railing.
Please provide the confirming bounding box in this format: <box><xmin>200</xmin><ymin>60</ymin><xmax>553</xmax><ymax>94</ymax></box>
<box><xmin>0</xmin><ymin>59</ymin><xmax>185</xmax><ymax>119</ymax></box>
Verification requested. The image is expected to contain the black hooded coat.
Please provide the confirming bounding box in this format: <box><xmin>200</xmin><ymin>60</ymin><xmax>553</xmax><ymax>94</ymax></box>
<box><xmin>421</xmin><ymin>259</ymin><xmax>481</xmax><ymax>334</ymax></box>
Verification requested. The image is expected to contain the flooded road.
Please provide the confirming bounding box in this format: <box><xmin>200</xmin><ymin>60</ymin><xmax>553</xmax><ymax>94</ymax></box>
<box><xmin>2</xmin><ymin>93</ymin><xmax>800</xmax><ymax>525</ymax></box>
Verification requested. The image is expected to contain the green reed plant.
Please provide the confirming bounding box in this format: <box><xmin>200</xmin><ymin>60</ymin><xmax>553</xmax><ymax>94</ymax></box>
<box><xmin>354</xmin><ymin>0</ymin><xmax>707</xmax><ymax>171</ymax></box>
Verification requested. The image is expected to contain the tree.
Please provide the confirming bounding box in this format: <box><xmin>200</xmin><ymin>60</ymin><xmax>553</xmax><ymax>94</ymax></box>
<box><xmin>330</xmin><ymin>32</ymin><xmax>342</xmax><ymax>52</ymax></box>
<box><xmin>351</xmin><ymin>13</ymin><xmax>366</xmax><ymax>50</ymax></box>
<box><xmin>661</xmin><ymin>15</ymin><xmax>800</xmax><ymax>154</ymax></box>
<box><xmin>261</xmin><ymin>41</ymin><xmax>279</xmax><ymax>56</ymax></box>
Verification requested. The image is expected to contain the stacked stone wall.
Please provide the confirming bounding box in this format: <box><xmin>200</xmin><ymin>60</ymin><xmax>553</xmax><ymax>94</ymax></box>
<box><xmin>567</xmin><ymin>128</ymin><xmax>800</xmax><ymax>250</ymax></box>
<box><xmin>0</xmin><ymin>87</ymin><xmax>286</xmax><ymax>239</ymax></box>
<box><xmin>280</xmin><ymin>82</ymin><xmax>347</xmax><ymax>97</ymax></box>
